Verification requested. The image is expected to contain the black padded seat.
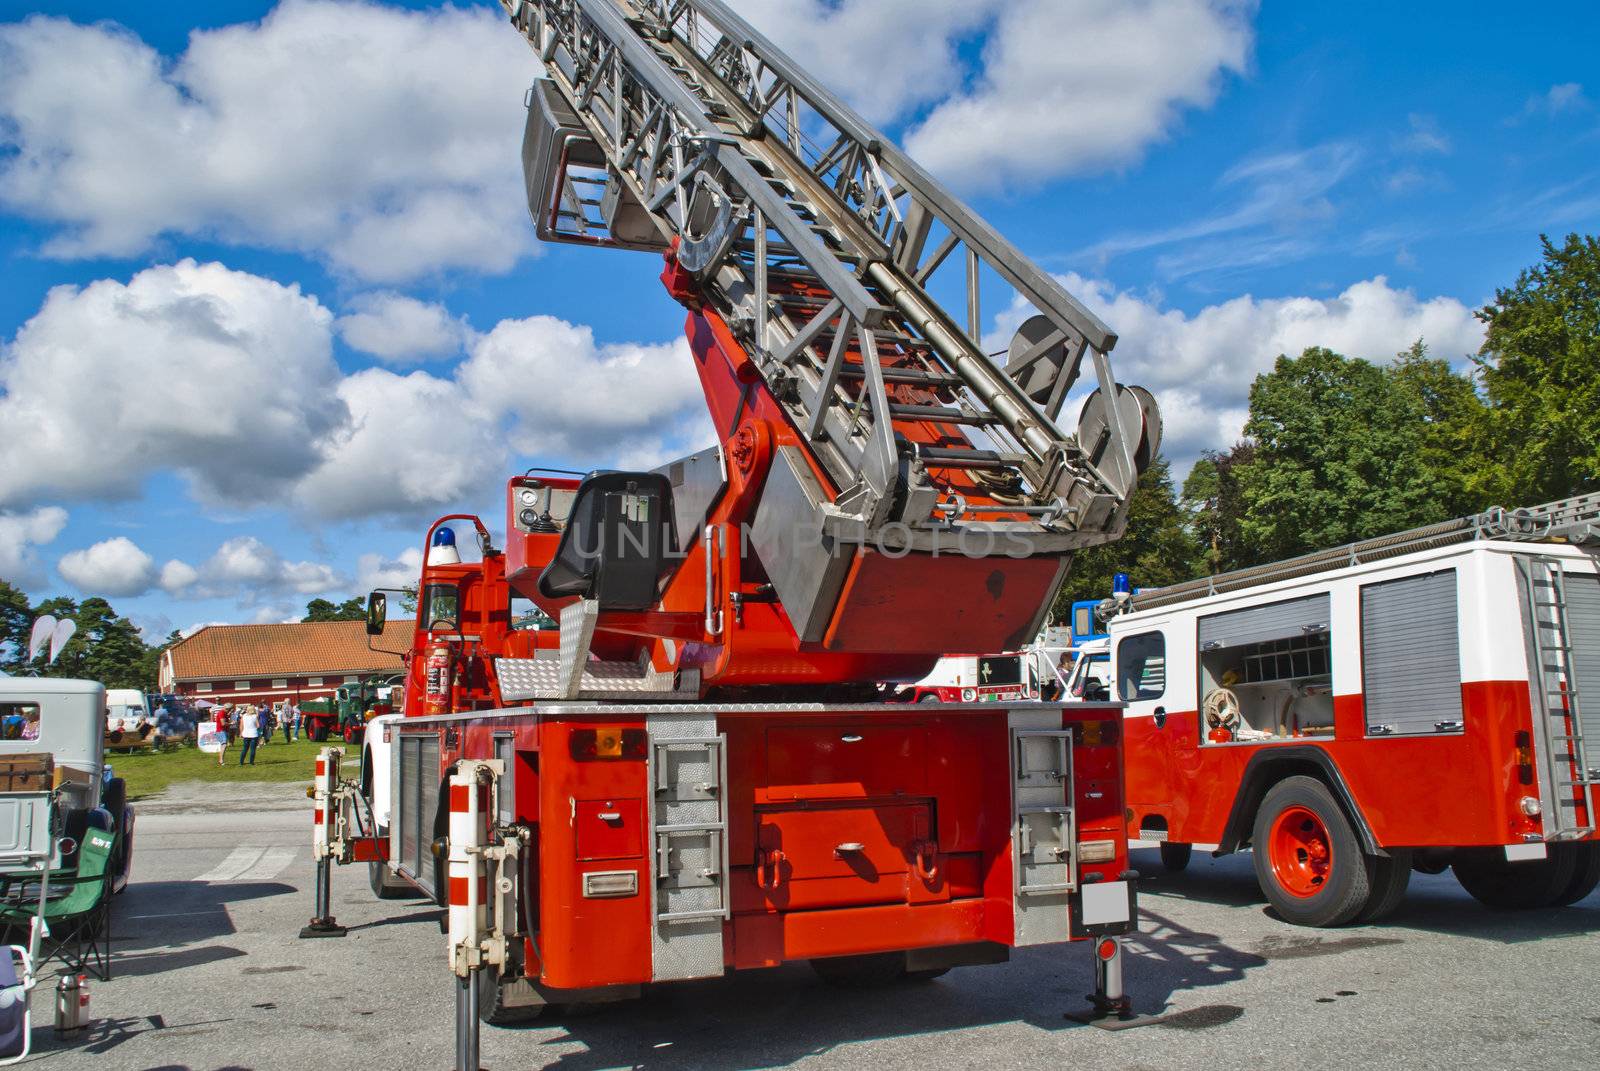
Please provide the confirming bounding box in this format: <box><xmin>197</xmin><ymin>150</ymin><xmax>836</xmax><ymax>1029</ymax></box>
<box><xmin>537</xmin><ymin>471</ymin><xmax>674</xmax><ymax>611</ymax></box>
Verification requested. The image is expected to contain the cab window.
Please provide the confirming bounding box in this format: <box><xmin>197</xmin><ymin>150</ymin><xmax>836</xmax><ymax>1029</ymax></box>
<box><xmin>509</xmin><ymin>595</ymin><xmax>556</xmax><ymax>631</ymax></box>
<box><xmin>1117</xmin><ymin>632</ymin><xmax>1166</xmax><ymax>701</ymax></box>
<box><xmin>421</xmin><ymin>583</ymin><xmax>460</xmax><ymax>631</ymax></box>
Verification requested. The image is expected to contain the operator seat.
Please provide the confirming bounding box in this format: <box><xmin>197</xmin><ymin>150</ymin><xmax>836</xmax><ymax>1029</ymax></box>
<box><xmin>537</xmin><ymin>471</ymin><xmax>674</xmax><ymax>611</ymax></box>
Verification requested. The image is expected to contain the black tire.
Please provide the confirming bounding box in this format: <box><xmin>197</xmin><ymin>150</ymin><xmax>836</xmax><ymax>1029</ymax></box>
<box><xmin>1551</xmin><ymin>843</ymin><xmax>1600</xmax><ymax>907</ymax></box>
<box><xmin>1355</xmin><ymin>848</ymin><xmax>1412</xmax><ymax>923</ymax></box>
<box><xmin>810</xmin><ymin>952</ymin><xmax>908</xmax><ymax>986</ymax></box>
<box><xmin>903</xmin><ymin>967</ymin><xmax>951</xmax><ymax>982</ymax></box>
<box><xmin>113</xmin><ymin>813</ymin><xmax>134</xmax><ymax>894</ymax></box>
<box><xmin>1453</xmin><ymin>846</ymin><xmax>1577</xmax><ymax>910</ymax></box>
<box><xmin>1159</xmin><ymin>841</ymin><xmax>1193</xmax><ymax>872</ymax></box>
<box><xmin>918</xmin><ymin>694</ymin><xmax>942</xmax><ymax>704</ymax></box>
<box><xmin>1251</xmin><ymin>776</ymin><xmax>1372</xmax><ymax>927</ymax></box>
<box><xmin>477</xmin><ymin>972</ymin><xmax>547</xmax><ymax>1026</ymax></box>
<box><xmin>310</xmin><ymin>724</ymin><xmax>329</xmax><ymax>743</ymax></box>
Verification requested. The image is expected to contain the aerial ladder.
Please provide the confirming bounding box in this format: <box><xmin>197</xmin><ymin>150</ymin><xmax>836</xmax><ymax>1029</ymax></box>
<box><xmin>489</xmin><ymin>0</ymin><xmax>1160</xmax><ymax>700</ymax></box>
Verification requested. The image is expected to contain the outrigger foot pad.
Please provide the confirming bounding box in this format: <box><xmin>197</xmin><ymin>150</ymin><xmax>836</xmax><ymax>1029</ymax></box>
<box><xmin>1065</xmin><ymin>994</ymin><xmax>1155</xmax><ymax>1031</ymax></box>
<box><xmin>299</xmin><ymin>919</ymin><xmax>348</xmax><ymax>939</ymax></box>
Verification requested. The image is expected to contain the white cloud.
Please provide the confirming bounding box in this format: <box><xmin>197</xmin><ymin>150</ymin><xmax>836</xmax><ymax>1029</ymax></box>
<box><xmin>57</xmin><ymin>536</ymin><xmax>158</xmax><ymax>597</ymax></box>
<box><xmin>459</xmin><ymin>317</ymin><xmax>709</xmax><ymax>463</ymax></box>
<box><xmin>357</xmin><ymin>547</ymin><xmax>424</xmax><ymax>593</ymax></box>
<box><xmin>0</xmin><ymin>1</ymin><xmax>534</xmax><ymax>281</ymax></box>
<box><xmin>1</xmin><ymin>260</ymin><xmax>715</xmax><ymax>522</ymax></box>
<box><xmin>0</xmin><ymin>259</ymin><xmax>345</xmax><ymax>509</ymax></box>
<box><xmin>905</xmin><ymin>0</ymin><xmax>1255</xmax><ymax>190</ymax></box>
<box><xmin>0</xmin><ymin>507</ymin><xmax>68</xmax><ymax>588</ymax></box>
<box><xmin>992</xmin><ymin>273</ymin><xmax>1485</xmax><ymax>465</ymax></box>
<box><xmin>336</xmin><ymin>293</ymin><xmax>471</xmax><ymax>363</ymax></box>
<box><xmin>1397</xmin><ymin>113</ymin><xmax>1450</xmax><ymax>155</ymax></box>
<box><xmin>292</xmin><ymin>367</ymin><xmax>506</xmax><ymax>521</ymax></box>
<box><xmin>1515</xmin><ymin>82</ymin><xmax>1589</xmax><ymax>121</ymax></box>
<box><xmin>1081</xmin><ymin>142</ymin><xmax>1360</xmax><ymax>280</ymax></box>
<box><xmin>740</xmin><ymin>0</ymin><xmax>997</xmax><ymax>125</ymax></box>
<box><xmin>161</xmin><ymin>536</ymin><xmax>342</xmax><ymax>601</ymax></box>
<box><xmin>159</xmin><ymin>560</ymin><xmax>200</xmax><ymax>593</ymax></box>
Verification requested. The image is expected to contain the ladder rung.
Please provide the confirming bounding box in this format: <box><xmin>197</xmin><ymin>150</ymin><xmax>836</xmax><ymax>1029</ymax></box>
<box><xmin>915</xmin><ymin>447</ymin><xmax>1025</xmax><ymax>471</ymax></box>
<box><xmin>889</xmin><ymin>404</ymin><xmax>1001</xmax><ymax>427</ymax></box>
<box><xmin>839</xmin><ymin>367</ymin><xmax>963</xmax><ymax>389</ymax></box>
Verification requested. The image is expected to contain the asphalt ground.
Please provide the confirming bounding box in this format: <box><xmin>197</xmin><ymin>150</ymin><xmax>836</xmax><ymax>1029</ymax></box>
<box><xmin>16</xmin><ymin>784</ymin><xmax>1600</xmax><ymax>1070</ymax></box>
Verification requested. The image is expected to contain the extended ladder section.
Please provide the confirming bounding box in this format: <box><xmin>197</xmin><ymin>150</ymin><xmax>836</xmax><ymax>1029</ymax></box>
<box><xmin>1128</xmin><ymin>491</ymin><xmax>1600</xmax><ymax>613</ymax></box>
<box><xmin>1519</xmin><ymin>557</ymin><xmax>1597</xmax><ymax>837</ymax></box>
<box><xmin>501</xmin><ymin>0</ymin><xmax>1150</xmax><ymax>553</ymax></box>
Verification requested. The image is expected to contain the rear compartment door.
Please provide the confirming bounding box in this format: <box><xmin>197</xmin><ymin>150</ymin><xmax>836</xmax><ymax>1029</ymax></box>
<box><xmin>755</xmin><ymin>800</ymin><xmax>942</xmax><ymax>910</ymax></box>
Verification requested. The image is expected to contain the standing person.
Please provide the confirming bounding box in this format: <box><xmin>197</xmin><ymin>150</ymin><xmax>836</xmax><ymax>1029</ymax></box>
<box><xmin>238</xmin><ymin>705</ymin><xmax>261</xmax><ymax>766</ymax></box>
<box><xmin>290</xmin><ymin>705</ymin><xmax>300</xmax><ymax>741</ymax></box>
<box><xmin>262</xmin><ymin>705</ymin><xmax>276</xmax><ymax>744</ymax></box>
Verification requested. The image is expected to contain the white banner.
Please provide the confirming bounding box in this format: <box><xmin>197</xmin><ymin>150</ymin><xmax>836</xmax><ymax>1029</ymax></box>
<box><xmin>197</xmin><ymin>720</ymin><xmax>227</xmax><ymax>753</ymax></box>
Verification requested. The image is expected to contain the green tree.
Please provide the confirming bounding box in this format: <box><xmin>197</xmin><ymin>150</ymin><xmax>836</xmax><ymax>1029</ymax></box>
<box><xmin>1054</xmin><ymin>455</ymin><xmax>1201</xmax><ymax>614</ymax></box>
<box><xmin>17</xmin><ymin>596</ymin><xmax>156</xmax><ymax>689</ymax></box>
<box><xmin>1474</xmin><ymin>232</ymin><xmax>1600</xmax><ymax>502</ymax></box>
<box><xmin>1389</xmin><ymin>340</ymin><xmax>1493</xmax><ymax>516</ymax></box>
<box><xmin>303</xmin><ymin>597</ymin><xmax>366</xmax><ymax>622</ymax></box>
<box><xmin>0</xmin><ymin>580</ymin><xmax>32</xmax><ymax>673</ymax></box>
<box><xmin>1181</xmin><ymin>442</ymin><xmax>1256</xmax><ymax>574</ymax></box>
<box><xmin>1234</xmin><ymin>346</ymin><xmax>1470</xmax><ymax>563</ymax></box>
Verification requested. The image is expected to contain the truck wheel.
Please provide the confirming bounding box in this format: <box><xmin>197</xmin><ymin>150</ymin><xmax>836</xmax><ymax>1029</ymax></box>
<box><xmin>1552</xmin><ymin>843</ymin><xmax>1600</xmax><ymax>906</ymax></box>
<box><xmin>810</xmin><ymin>952</ymin><xmax>908</xmax><ymax>986</ymax></box>
<box><xmin>918</xmin><ymin>695</ymin><xmax>942</xmax><ymax>704</ymax></box>
<box><xmin>1159</xmin><ymin>842</ymin><xmax>1192</xmax><ymax>872</ymax></box>
<box><xmin>1452</xmin><ymin>847</ymin><xmax>1576</xmax><ymax>909</ymax></box>
<box><xmin>477</xmin><ymin>972</ymin><xmax>547</xmax><ymax>1026</ymax></box>
<box><xmin>1355</xmin><ymin>848</ymin><xmax>1412</xmax><ymax>923</ymax></box>
<box><xmin>310</xmin><ymin>724</ymin><xmax>329</xmax><ymax>743</ymax></box>
<box><xmin>1251</xmin><ymin>776</ymin><xmax>1372</xmax><ymax>927</ymax></box>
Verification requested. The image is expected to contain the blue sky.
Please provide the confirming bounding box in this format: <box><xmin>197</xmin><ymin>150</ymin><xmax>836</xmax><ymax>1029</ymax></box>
<box><xmin>0</xmin><ymin>0</ymin><xmax>1595</xmax><ymax>639</ymax></box>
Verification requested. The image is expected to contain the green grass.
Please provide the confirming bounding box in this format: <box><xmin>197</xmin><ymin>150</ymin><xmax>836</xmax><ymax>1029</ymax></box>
<box><xmin>109</xmin><ymin>736</ymin><xmax>356</xmax><ymax>801</ymax></box>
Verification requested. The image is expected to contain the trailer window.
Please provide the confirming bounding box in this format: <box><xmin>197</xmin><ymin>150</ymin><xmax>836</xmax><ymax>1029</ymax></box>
<box><xmin>1118</xmin><ymin>633</ymin><xmax>1166</xmax><ymax>701</ymax></box>
<box><xmin>978</xmin><ymin>656</ymin><xmax>1022</xmax><ymax>686</ymax></box>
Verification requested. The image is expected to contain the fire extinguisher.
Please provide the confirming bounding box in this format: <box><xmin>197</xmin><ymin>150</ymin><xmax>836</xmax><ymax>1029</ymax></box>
<box><xmin>424</xmin><ymin>642</ymin><xmax>454</xmax><ymax>715</ymax></box>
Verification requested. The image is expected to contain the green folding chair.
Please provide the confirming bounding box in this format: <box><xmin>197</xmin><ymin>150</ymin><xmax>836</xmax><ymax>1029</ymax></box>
<box><xmin>0</xmin><ymin>828</ymin><xmax>114</xmax><ymax>981</ymax></box>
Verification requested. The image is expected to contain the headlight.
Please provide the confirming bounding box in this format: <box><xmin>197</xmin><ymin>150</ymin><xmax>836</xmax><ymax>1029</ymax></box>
<box><xmin>961</xmin><ymin>688</ymin><xmax>977</xmax><ymax>702</ymax></box>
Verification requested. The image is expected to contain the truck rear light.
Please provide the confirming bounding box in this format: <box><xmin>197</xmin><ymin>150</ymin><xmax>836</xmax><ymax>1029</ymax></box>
<box><xmin>1079</xmin><ymin>839</ymin><xmax>1117</xmax><ymax>863</ymax></box>
<box><xmin>569</xmin><ymin>727</ymin><xmax>647</xmax><ymax>761</ymax></box>
<box><xmin>1514</xmin><ymin>730</ymin><xmax>1534</xmax><ymax>785</ymax></box>
<box><xmin>1074</xmin><ymin>720</ymin><xmax>1119</xmax><ymax>746</ymax></box>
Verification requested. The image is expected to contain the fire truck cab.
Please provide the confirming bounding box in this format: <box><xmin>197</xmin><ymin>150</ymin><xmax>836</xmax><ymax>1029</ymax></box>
<box><xmin>1103</xmin><ymin>498</ymin><xmax>1600</xmax><ymax>926</ymax></box>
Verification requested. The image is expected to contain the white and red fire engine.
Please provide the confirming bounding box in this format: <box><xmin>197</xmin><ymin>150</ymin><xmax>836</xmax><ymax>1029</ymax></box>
<box><xmin>302</xmin><ymin>0</ymin><xmax>1165</xmax><ymax>1063</ymax></box>
<box><xmin>892</xmin><ymin>651</ymin><xmax>1039</xmax><ymax>704</ymax></box>
<box><xmin>1074</xmin><ymin>494</ymin><xmax>1600</xmax><ymax>926</ymax></box>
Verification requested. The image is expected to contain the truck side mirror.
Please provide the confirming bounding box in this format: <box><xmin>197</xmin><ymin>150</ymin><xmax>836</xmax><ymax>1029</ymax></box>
<box><xmin>365</xmin><ymin>592</ymin><xmax>387</xmax><ymax>636</ymax></box>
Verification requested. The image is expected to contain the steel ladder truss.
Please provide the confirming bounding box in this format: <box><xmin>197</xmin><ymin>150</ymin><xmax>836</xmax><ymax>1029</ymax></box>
<box><xmin>500</xmin><ymin>0</ymin><xmax>1146</xmax><ymax>554</ymax></box>
<box><xmin>1520</xmin><ymin>556</ymin><xmax>1598</xmax><ymax>838</ymax></box>
<box><xmin>1129</xmin><ymin>490</ymin><xmax>1600</xmax><ymax>613</ymax></box>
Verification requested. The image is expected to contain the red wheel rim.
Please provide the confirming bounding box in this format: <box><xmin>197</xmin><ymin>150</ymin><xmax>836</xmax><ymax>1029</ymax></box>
<box><xmin>1268</xmin><ymin>805</ymin><xmax>1332</xmax><ymax>898</ymax></box>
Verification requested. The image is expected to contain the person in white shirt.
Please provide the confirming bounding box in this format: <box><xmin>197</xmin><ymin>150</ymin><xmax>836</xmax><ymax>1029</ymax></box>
<box><xmin>238</xmin><ymin>706</ymin><xmax>262</xmax><ymax>766</ymax></box>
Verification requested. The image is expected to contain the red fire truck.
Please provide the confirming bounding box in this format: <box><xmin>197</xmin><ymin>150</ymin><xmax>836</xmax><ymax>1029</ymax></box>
<box><xmin>1076</xmin><ymin>495</ymin><xmax>1600</xmax><ymax>927</ymax></box>
<box><xmin>302</xmin><ymin>0</ymin><xmax>1164</xmax><ymax>1062</ymax></box>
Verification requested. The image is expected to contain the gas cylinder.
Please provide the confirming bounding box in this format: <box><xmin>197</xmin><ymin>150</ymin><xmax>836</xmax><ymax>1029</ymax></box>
<box><xmin>424</xmin><ymin>642</ymin><xmax>454</xmax><ymax>715</ymax></box>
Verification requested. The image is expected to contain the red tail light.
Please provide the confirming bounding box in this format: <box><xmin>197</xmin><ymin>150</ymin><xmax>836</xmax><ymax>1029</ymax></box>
<box><xmin>1514</xmin><ymin>730</ymin><xmax>1534</xmax><ymax>786</ymax></box>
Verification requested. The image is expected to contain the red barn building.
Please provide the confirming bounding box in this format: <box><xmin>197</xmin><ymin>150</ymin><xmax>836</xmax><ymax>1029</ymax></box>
<box><xmin>157</xmin><ymin>620</ymin><xmax>413</xmax><ymax>707</ymax></box>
